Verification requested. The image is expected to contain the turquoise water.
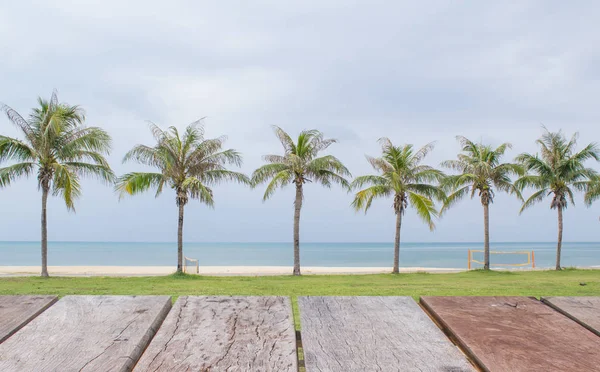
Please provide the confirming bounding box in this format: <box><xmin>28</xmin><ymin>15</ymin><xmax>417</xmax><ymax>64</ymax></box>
<box><xmin>1</xmin><ymin>241</ymin><xmax>599</xmax><ymax>268</ymax></box>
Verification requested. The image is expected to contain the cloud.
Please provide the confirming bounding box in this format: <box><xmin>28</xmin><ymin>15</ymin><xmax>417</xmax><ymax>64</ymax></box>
<box><xmin>1</xmin><ymin>0</ymin><xmax>599</xmax><ymax>244</ymax></box>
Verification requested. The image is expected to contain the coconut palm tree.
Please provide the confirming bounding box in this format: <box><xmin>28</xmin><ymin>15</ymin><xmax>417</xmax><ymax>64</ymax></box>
<box><xmin>351</xmin><ymin>139</ymin><xmax>446</xmax><ymax>274</ymax></box>
<box><xmin>516</xmin><ymin>128</ymin><xmax>599</xmax><ymax>270</ymax></box>
<box><xmin>116</xmin><ymin>121</ymin><xmax>248</xmax><ymax>274</ymax></box>
<box><xmin>0</xmin><ymin>91</ymin><xmax>114</xmax><ymax>277</ymax></box>
<box><xmin>441</xmin><ymin>137</ymin><xmax>523</xmax><ymax>270</ymax></box>
<box><xmin>251</xmin><ymin>126</ymin><xmax>351</xmax><ymax>276</ymax></box>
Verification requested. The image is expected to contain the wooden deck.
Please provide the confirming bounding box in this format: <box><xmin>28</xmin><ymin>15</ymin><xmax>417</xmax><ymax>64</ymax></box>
<box><xmin>0</xmin><ymin>295</ymin><xmax>171</xmax><ymax>371</ymax></box>
<box><xmin>134</xmin><ymin>296</ymin><xmax>297</xmax><ymax>371</ymax></box>
<box><xmin>299</xmin><ymin>296</ymin><xmax>474</xmax><ymax>371</ymax></box>
<box><xmin>0</xmin><ymin>295</ymin><xmax>57</xmax><ymax>344</ymax></box>
<box><xmin>542</xmin><ymin>296</ymin><xmax>600</xmax><ymax>337</ymax></box>
<box><xmin>421</xmin><ymin>296</ymin><xmax>600</xmax><ymax>372</ymax></box>
<box><xmin>1</xmin><ymin>294</ymin><xmax>600</xmax><ymax>371</ymax></box>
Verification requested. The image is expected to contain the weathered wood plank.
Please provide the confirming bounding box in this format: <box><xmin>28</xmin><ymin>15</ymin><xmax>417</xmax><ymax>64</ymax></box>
<box><xmin>0</xmin><ymin>295</ymin><xmax>171</xmax><ymax>372</ymax></box>
<box><xmin>421</xmin><ymin>296</ymin><xmax>600</xmax><ymax>372</ymax></box>
<box><xmin>0</xmin><ymin>295</ymin><xmax>58</xmax><ymax>344</ymax></box>
<box><xmin>299</xmin><ymin>296</ymin><xmax>473</xmax><ymax>372</ymax></box>
<box><xmin>542</xmin><ymin>296</ymin><xmax>600</xmax><ymax>337</ymax></box>
<box><xmin>134</xmin><ymin>296</ymin><xmax>297</xmax><ymax>371</ymax></box>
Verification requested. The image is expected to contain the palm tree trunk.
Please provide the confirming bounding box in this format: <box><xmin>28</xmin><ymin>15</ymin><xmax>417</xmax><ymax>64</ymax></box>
<box><xmin>483</xmin><ymin>202</ymin><xmax>490</xmax><ymax>270</ymax></box>
<box><xmin>556</xmin><ymin>206</ymin><xmax>563</xmax><ymax>270</ymax></box>
<box><xmin>41</xmin><ymin>185</ymin><xmax>49</xmax><ymax>278</ymax></box>
<box><xmin>293</xmin><ymin>182</ymin><xmax>303</xmax><ymax>276</ymax></box>
<box><xmin>393</xmin><ymin>211</ymin><xmax>402</xmax><ymax>274</ymax></box>
<box><xmin>177</xmin><ymin>202</ymin><xmax>185</xmax><ymax>274</ymax></box>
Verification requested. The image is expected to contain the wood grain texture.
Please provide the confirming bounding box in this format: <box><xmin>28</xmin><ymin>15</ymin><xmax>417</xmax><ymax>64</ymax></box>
<box><xmin>299</xmin><ymin>296</ymin><xmax>473</xmax><ymax>372</ymax></box>
<box><xmin>134</xmin><ymin>296</ymin><xmax>297</xmax><ymax>372</ymax></box>
<box><xmin>0</xmin><ymin>295</ymin><xmax>171</xmax><ymax>372</ymax></box>
<box><xmin>0</xmin><ymin>295</ymin><xmax>58</xmax><ymax>344</ymax></box>
<box><xmin>542</xmin><ymin>296</ymin><xmax>600</xmax><ymax>337</ymax></box>
<box><xmin>421</xmin><ymin>296</ymin><xmax>600</xmax><ymax>372</ymax></box>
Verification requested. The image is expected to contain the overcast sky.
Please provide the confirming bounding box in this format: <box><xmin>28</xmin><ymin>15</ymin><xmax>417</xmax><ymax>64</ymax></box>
<box><xmin>1</xmin><ymin>1</ymin><xmax>599</xmax><ymax>243</ymax></box>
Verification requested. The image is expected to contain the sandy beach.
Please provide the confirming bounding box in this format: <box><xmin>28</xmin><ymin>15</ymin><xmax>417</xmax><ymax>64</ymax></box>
<box><xmin>0</xmin><ymin>266</ymin><xmax>466</xmax><ymax>277</ymax></box>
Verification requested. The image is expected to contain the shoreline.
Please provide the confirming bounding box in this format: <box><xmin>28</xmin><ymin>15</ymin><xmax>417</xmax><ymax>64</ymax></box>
<box><xmin>0</xmin><ymin>266</ymin><xmax>469</xmax><ymax>277</ymax></box>
<box><xmin>2</xmin><ymin>265</ymin><xmax>598</xmax><ymax>277</ymax></box>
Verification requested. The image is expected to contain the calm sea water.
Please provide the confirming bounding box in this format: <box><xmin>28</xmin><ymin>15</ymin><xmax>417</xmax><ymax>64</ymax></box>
<box><xmin>1</xmin><ymin>241</ymin><xmax>599</xmax><ymax>268</ymax></box>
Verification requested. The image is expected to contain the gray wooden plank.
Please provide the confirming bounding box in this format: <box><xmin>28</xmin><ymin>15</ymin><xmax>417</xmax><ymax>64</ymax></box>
<box><xmin>0</xmin><ymin>295</ymin><xmax>171</xmax><ymax>372</ymax></box>
<box><xmin>299</xmin><ymin>296</ymin><xmax>474</xmax><ymax>372</ymax></box>
<box><xmin>134</xmin><ymin>296</ymin><xmax>297</xmax><ymax>371</ymax></box>
<box><xmin>0</xmin><ymin>295</ymin><xmax>58</xmax><ymax>344</ymax></box>
<box><xmin>542</xmin><ymin>296</ymin><xmax>600</xmax><ymax>337</ymax></box>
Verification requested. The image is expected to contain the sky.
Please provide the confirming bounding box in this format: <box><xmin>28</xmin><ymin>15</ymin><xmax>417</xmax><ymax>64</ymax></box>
<box><xmin>1</xmin><ymin>1</ymin><xmax>600</xmax><ymax>243</ymax></box>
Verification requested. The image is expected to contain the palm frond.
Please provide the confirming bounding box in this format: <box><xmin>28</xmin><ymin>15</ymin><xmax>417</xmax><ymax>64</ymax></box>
<box><xmin>262</xmin><ymin>169</ymin><xmax>293</xmax><ymax>201</ymax></box>
<box><xmin>406</xmin><ymin>183</ymin><xmax>446</xmax><ymax>203</ymax></box>
<box><xmin>584</xmin><ymin>178</ymin><xmax>600</xmax><ymax>206</ymax></box>
<box><xmin>57</xmin><ymin>127</ymin><xmax>112</xmax><ymax>159</ymax></box>
<box><xmin>63</xmin><ymin>162</ymin><xmax>115</xmax><ymax>184</ymax></box>
<box><xmin>0</xmin><ymin>162</ymin><xmax>36</xmax><ymax>187</ymax></box>
<box><xmin>440</xmin><ymin>185</ymin><xmax>470</xmax><ymax>214</ymax></box>
<box><xmin>351</xmin><ymin>185</ymin><xmax>394</xmax><ymax>213</ymax></box>
<box><xmin>408</xmin><ymin>191</ymin><xmax>438</xmax><ymax>230</ymax></box>
<box><xmin>350</xmin><ymin>175</ymin><xmax>388</xmax><ymax>189</ymax></box>
<box><xmin>123</xmin><ymin>145</ymin><xmax>164</xmax><ymax>167</ymax></box>
<box><xmin>0</xmin><ymin>136</ymin><xmax>37</xmax><ymax>163</ymax></box>
<box><xmin>251</xmin><ymin>163</ymin><xmax>290</xmax><ymax>187</ymax></box>
<box><xmin>115</xmin><ymin>172</ymin><xmax>166</xmax><ymax>198</ymax></box>
<box><xmin>182</xmin><ymin>177</ymin><xmax>215</xmax><ymax>207</ymax></box>
<box><xmin>1</xmin><ymin>102</ymin><xmax>37</xmax><ymax>144</ymax></box>
<box><xmin>202</xmin><ymin>170</ymin><xmax>250</xmax><ymax>186</ymax></box>
<box><xmin>272</xmin><ymin>126</ymin><xmax>296</xmax><ymax>154</ymax></box>
<box><xmin>519</xmin><ymin>189</ymin><xmax>548</xmax><ymax>214</ymax></box>
<box><xmin>52</xmin><ymin>163</ymin><xmax>82</xmax><ymax>211</ymax></box>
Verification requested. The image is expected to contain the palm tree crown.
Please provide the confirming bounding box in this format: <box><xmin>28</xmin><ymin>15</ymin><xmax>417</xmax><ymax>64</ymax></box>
<box><xmin>0</xmin><ymin>93</ymin><xmax>114</xmax><ymax>207</ymax></box>
<box><xmin>1</xmin><ymin>91</ymin><xmax>114</xmax><ymax>277</ymax></box>
<box><xmin>116</xmin><ymin>121</ymin><xmax>249</xmax><ymax>273</ymax></box>
<box><xmin>516</xmin><ymin>128</ymin><xmax>599</xmax><ymax>270</ymax></box>
<box><xmin>116</xmin><ymin>121</ymin><xmax>248</xmax><ymax>205</ymax></box>
<box><xmin>251</xmin><ymin>126</ymin><xmax>351</xmax><ymax>196</ymax></box>
<box><xmin>442</xmin><ymin>137</ymin><xmax>523</xmax><ymax>209</ymax></box>
<box><xmin>251</xmin><ymin>126</ymin><xmax>351</xmax><ymax>275</ymax></box>
<box><xmin>516</xmin><ymin>130</ymin><xmax>599</xmax><ymax>212</ymax></box>
<box><xmin>351</xmin><ymin>139</ymin><xmax>445</xmax><ymax>273</ymax></box>
<box><xmin>352</xmin><ymin>139</ymin><xmax>445</xmax><ymax>227</ymax></box>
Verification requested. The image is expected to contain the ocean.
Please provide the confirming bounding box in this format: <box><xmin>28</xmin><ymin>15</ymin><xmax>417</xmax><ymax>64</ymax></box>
<box><xmin>1</xmin><ymin>241</ymin><xmax>599</xmax><ymax>268</ymax></box>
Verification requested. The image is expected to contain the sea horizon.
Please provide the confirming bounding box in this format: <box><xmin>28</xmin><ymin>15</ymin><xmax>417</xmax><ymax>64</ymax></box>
<box><xmin>1</xmin><ymin>241</ymin><xmax>599</xmax><ymax>269</ymax></box>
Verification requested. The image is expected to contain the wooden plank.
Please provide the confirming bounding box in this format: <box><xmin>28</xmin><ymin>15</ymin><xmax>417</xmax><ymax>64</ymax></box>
<box><xmin>299</xmin><ymin>296</ymin><xmax>474</xmax><ymax>371</ymax></box>
<box><xmin>421</xmin><ymin>296</ymin><xmax>600</xmax><ymax>372</ymax></box>
<box><xmin>542</xmin><ymin>296</ymin><xmax>600</xmax><ymax>337</ymax></box>
<box><xmin>134</xmin><ymin>296</ymin><xmax>297</xmax><ymax>371</ymax></box>
<box><xmin>0</xmin><ymin>295</ymin><xmax>58</xmax><ymax>344</ymax></box>
<box><xmin>0</xmin><ymin>295</ymin><xmax>171</xmax><ymax>372</ymax></box>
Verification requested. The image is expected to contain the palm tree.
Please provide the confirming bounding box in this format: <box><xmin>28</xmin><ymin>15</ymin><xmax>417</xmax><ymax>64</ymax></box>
<box><xmin>351</xmin><ymin>139</ymin><xmax>446</xmax><ymax>274</ymax></box>
<box><xmin>251</xmin><ymin>126</ymin><xmax>351</xmax><ymax>276</ymax></box>
<box><xmin>0</xmin><ymin>91</ymin><xmax>114</xmax><ymax>277</ymax></box>
<box><xmin>441</xmin><ymin>137</ymin><xmax>523</xmax><ymax>270</ymax></box>
<box><xmin>116</xmin><ymin>121</ymin><xmax>248</xmax><ymax>273</ymax></box>
<box><xmin>516</xmin><ymin>128</ymin><xmax>599</xmax><ymax>270</ymax></box>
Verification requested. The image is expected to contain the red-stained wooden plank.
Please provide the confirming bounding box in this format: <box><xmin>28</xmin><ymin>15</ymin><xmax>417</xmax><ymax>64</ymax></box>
<box><xmin>421</xmin><ymin>296</ymin><xmax>600</xmax><ymax>372</ymax></box>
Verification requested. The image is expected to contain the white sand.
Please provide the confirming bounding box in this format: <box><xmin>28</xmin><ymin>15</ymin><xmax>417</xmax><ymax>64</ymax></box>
<box><xmin>0</xmin><ymin>265</ymin><xmax>465</xmax><ymax>277</ymax></box>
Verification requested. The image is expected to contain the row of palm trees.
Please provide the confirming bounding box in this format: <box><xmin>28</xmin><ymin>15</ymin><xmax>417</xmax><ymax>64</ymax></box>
<box><xmin>2</xmin><ymin>92</ymin><xmax>600</xmax><ymax>276</ymax></box>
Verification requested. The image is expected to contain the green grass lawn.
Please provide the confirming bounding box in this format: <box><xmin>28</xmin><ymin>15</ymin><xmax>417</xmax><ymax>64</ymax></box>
<box><xmin>1</xmin><ymin>269</ymin><xmax>598</xmax><ymax>330</ymax></box>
